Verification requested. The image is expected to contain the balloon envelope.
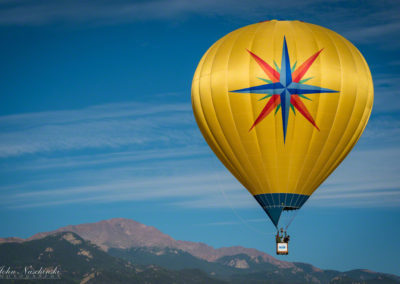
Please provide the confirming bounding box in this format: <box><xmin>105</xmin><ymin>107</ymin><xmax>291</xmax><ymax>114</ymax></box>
<box><xmin>191</xmin><ymin>20</ymin><xmax>373</xmax><ymax>227</ymax></box>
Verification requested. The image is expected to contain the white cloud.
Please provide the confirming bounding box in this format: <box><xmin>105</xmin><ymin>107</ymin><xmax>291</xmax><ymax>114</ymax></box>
<box><xmin>0</xmin><ymin>0</ymin><xmax>326</xmax><ymax>25</ymax></box>
<box><xmin>0</xmin><ymin>101</ymin><xmax>198</xmax><ymax>157</ymax></box>
<box><xmin>306</xmin><ymin>147</ymin><xmax>400</xmax><ymax>208</ymax></box>
<box><xmin>0</xmin><ymin>100</ymin><xmax>398</xmax><ymax>211</ymax></box>
<box><xmin>0</xmin><ymin>0</ymin><xmax>397</xmax><ymax>36</ymax></box>
<box><xmin>3</xmin><ymin>144</ymin><xmax>399</xmax><ymax>209</ymax></box>
<box><xmin>343</xmin><ymin>22</ymin><xmax>400</xmax><ymax>44</ymax></box>
<box><xmin>2</xmin><ymin>146</ymin><xmax>209</xmax><ymax>172</ymax></box>
<box><xmin>200</xmin><ymin>218</ymin><xmax>267</xmax><ymax>226</ymax></box>
<box><xmin>2</xmin><ymin>139</ymin><xmax>399</xmax><ymax>209</ymax></box>
<box><xmin>2</xmin><ymin>171</ymin><xmax>242</xmax><ymax>209</ymax></box>
<box><xmin>370</xmin><ymin>75</ymin><xmax>400</xmax><ymax>113</ymax></box>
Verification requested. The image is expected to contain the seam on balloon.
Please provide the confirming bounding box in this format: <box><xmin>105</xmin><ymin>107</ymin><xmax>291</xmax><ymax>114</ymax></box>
<box><xmin>308</xmin><ymin>33</ymin><xmax>373</xmax><ymax>193</ymax></box>
<box><xmin>296</xmin><ymin>26</ymin><xmax>344</xmax><ymax>201</ymax></box>
<box><xmin>246</xmin><ymin>21</ymin><xmax>275</xmax><ymax>202</ymax></box>
<box><xmin>306</xmin><ymin>30</ymin><xmax>361</xmax><ymax>193</ymax></box>
<box><xmin>209</xmin><ymin>27</ymin><xmax>262</xmax><ymax>192</ymax></box>
<box><xmin>194</xmin><ymin>37</ymin><xmax>250</xmax><ymax>190</ymax></box>
<box><xmin>297</xmin><ymin>23</ymin><xmax>327</xmax><ymax>202</ymax></box>
<box><xmin>284</xmin><ymin>21</ymin><xmax>298</xmax><ymax>209</ymax></box>
<box><xmin>291</xmin><ymin>22</ymin><xmax>323</xmax><ymax>208</ymax></box>
<box><xmin>222</xmin><ymin>26</ymin><xmax>266</xmax><ymax>194</ymax></box>
<box><xmin>271</xmin><ymin>21</ymin><xmax>281</xmax><ymax>199</ymax></box>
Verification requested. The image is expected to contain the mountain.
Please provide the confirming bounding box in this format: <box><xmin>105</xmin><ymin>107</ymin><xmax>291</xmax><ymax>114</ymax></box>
<box><xmin>108</xmin><ymin>248</ymin><xmax>400</xmax><ymax>284</ymax></box>
<box><xmin>2</xmin><ymin>218</ymin><xmax>399</xmax><ymax>284</ymax></box>
<box><xmin>0</xmin><ymin>237</ymin><xmax>24</xmax><ymax>244</ymax></box>
<box><xmin>108</xmin><ymin>246</ymin><xmax>239</xmax><ymax>278</ymax></box>
<box><xmin>26</xmin><ymin>218</ymin><xmax>291</xmax><ymax>268</ymax></box>
<box><xmin>0</xmin><ymin>231</ymin><xmax>224</xmax><ymax>284</ymax></box>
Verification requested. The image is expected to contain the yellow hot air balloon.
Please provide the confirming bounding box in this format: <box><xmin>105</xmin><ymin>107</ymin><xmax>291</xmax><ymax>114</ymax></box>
<box><xmin>191</xmin><ymin>20</ymin><xmax>373</xmax><ymax>229</ymax></box>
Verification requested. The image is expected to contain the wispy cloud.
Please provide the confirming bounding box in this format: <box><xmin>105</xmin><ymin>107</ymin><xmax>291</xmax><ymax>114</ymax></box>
<box><xmin>1</xmin><ymin>146</ymin><xmax>209</xmax><ymax>172</ymax></box>
<box><xmin>2</xmin><ymin>144</ymin><xmax>399</xmax><ymax>209</ymax></box>
<box><xmin>173</xmin><ymin>146</ymin><xmax>400</xmax><ymax>209</ymax></box>
<box><xmin>0</xmin><ymin>0</ymin><xmax>398</xmax><ymax>33</ymax></box>
<box><xmin>343</xmin><ymin>22</ymin><xmax>400</xmax><ymax>44</ymax></box>
<box><xmin>2</xmin><ymin>171</ymin><xmax>243</xmax><ymax>209</ymax></box>
<box><xmin>309</xmin><ymin>192</ymin><xmax>400</xmax><ymax>208</ymax></box>
<box><xmin>0</xmin><ymin>100</ymin><xmax>398</xmax><ymax>210</ymax></box>
<box><xmin>0</xmin><ymin>0</ymin><xmax>323</xmax><ymax>25</ymax></box>
<box><xmin>369</xmin><ymin>74</ymin><xmax>400</xmax><ymax>113</ymax></box>
<box><xmin>0</xmin><ymin>0</ymin><xmax>399</xmax><ymax>56</ymax></box>
<box><xmin>306</xmin><ymin>147</ymin><xmax>400</xmax><ymax>208</ymax></box>
<box><xmin>200</xmin><ymin>219</ymin><xmax>267</xmax><ymax>226</ymax></box>
<box><xmin>361</xmin><ymin>116</ymin><xmax>400</xmax><ymax>147</ymax></box>
<box><xmin>0</xmin><ymin>101</ymin><xmax>198</xmax><ymax>157</ymax></box>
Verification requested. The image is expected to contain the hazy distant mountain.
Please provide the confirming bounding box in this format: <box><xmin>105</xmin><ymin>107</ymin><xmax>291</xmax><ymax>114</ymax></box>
<box><xmin>1</xmin><ymin>218</ymin><xmax>399</xmax><ymax>284</ymax></box>
<box><xmin>25</xmin><ymin>218</ymin><xmax>291</xmax><ymax>268</ymax></box>
<box><xmin>0</xmin><ymin>237</ymin><xmax>24</xmax><ymax>244</ymax></box>
<box><xmin>0</xmin><ymin>231</ymin><xmax>224</xmax><ymax>284</ymax></box>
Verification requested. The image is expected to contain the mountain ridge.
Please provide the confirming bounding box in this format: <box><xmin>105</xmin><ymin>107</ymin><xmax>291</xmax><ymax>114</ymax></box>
<box><xmin>19</xmin><ymin>217</ymin><xmax>293</xmax><ymax>268</ymax></box>
<box><xmin>1</xmin><ymin>217</ymin><xmax>399</xmax><ymax>283</ymax></box>
<box><xmin>0</xmin><ymin>231</ymin><xmax>225</xmax><ymax>284</ymax></box>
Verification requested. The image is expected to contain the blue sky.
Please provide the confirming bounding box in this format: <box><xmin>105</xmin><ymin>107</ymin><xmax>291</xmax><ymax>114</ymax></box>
<box><xmin>0</xmin><ymin>0</ymin><xmax>399</xmax><ymax>276</ymax></box>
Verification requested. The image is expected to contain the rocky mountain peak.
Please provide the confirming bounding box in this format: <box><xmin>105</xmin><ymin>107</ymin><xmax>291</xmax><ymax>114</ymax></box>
<box><xmin>16</xmin><ymin>218</ymin><xmax>294</xmax><ymax>268</ymax></box>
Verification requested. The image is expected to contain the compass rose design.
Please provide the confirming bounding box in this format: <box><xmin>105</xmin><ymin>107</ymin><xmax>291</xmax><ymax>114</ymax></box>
<box><xmin>230</xmin><ymin>37</ymin><xmax>338</xmax><ymax>142</ymax></box>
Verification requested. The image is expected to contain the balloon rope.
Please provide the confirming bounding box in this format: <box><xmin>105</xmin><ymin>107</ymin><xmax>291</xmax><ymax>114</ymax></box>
<box><xmin>285</xmin><ymin>209</ymin><xmax>299</xmax><ymax>231</ymax></box>
<box><xmin>216</xmin><ymin>174</ymin><xmax>275</xmax><ymax>236</ymax></box>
